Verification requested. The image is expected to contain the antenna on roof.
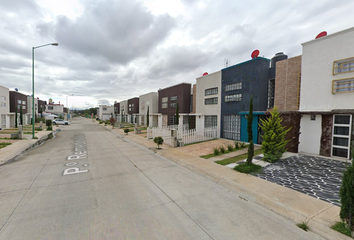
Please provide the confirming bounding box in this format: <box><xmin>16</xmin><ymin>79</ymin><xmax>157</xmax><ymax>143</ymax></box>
<box><xmin>224</xmin><ymin>58</ymin><xmax>230</xmax><ymax>67</ymax></box>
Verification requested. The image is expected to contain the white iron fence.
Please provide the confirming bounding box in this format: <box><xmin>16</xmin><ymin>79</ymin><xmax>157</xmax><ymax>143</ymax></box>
<box><xmin>147</xmin><ymin>126</ymin><xmax>217</xmax><ymax>147</ymax></box>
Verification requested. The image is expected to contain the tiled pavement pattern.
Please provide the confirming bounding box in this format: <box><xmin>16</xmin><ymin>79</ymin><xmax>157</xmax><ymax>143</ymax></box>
<box><xmin>252</xmin><ymin>154</ymin><xmax>351</xmax><ymax>206</ymax></box>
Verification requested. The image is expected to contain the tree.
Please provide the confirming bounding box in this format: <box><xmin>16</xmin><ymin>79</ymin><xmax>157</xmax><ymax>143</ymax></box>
<box><xmin>259</xmin><ymin>107</ymin><xmax>291</xmax><ymax>162</ymax></box>
<box><xmin>146</xmin><ymin>106</ymin><xmax>149</xmax><ymax>127</ymax></box>
<box><xmin>340</xmin><ymin>163</ymin><xmax>354</xmax><ymax>231</ymax></box>
<box><xmin>153</xmin><ymin>136</ymin><xmax>164</xmax><ymax>149</ymax></box>
<box><xmin>246</xmin><ymin>97</ymin><xmax>254</xmax><ymax>165</ymax></box>
<box><xmin>15</xmin><ymin>107</ymin><xmax>18</xmax><ymax>128</ymax></box>
<box><xmin>175</xmin><ymin>103</ymin><xmax>179</xmax><ymax>125</ymax></box>
<box><xmin>40</xmin><ymin>106</ymin><xmax>43</xmax><ymax>118</ymax></box>
<box><xmin>247</xmin><ymin>97</ymin><xmax>253</xmax><ymax>142</ymax></box>
<box><xmin>110</xmin><ymin>114</ymin><xmax>116</xmax><ymax>128</ymax></box>
<box><xmin>20</xmin><ymin>105</ymin><xmax>23</xmax><ymax>125</ymax></box>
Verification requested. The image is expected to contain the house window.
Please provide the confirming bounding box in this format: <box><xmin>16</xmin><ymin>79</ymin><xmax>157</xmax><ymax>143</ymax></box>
<box><xmin>22</xmin><ymin>101</ymin><xmax>25</xmax><ymax>104</ymax></box>
<box><xmin>23</xmin><ymin>106</ymin><xmax>26</xmax><ymax>110</ymax></box>
<box><xmin>169</xmin><ymin>115</ymin><xmax>176</xmax><ymax>125</ymax></box>
<box><xmin>170</xmin><ymin>103</ymin><xmax>177</xmax><ymax>108</ymax></box>
<box><xmin>332</xmin><ymin>114</ymin><xmax>352</xmax><ymax>159</ymax></box>
<box><xmin>205</xmin><ymin>115</ymin><xmax>217</xmax><ymax>128</ymax></box>
<box><xmin>103</xmin><ymin>108</ymin><xmax>107</xmax><ymax>111</ymax></box>
<box><xmin>162</xmin><ymin>103</ymin><xmax>168</xmax><ymax>109</ymax></box>
<box><xmin>170</xmin><ymin>96</ymin><xmax>177</xmax><ymax>101</ymax></box>
<box><xmin>0</xmin><ymin>96</ymin><xmax>6</xmax><ymax>101</ymax></box>
<box><xmin>205</xmin><ymin>97</ymin><xmax>218</xmax><ymax>105</ymax></box>
<box><xmin>0</xmin><ymin>103</ymin><xmax>6</xmax><ymax>107</ymax></box>
<box><xmin>311</xmin><ymin>115</ymin><xmax>316</xmax><ymax>121</ymax></box>
<box><xmin>48</xmin><ymin>106</ymin><xmax>53</xmax><ymax>110</ymax></box>
<box><xmin>225</xmin><ymin>94</ymin><xmax>242</xmax><ymax>102</ymax></box>
<box><xmin>267</xmin><ymin>79</ymin><xmax>275</xmax><ymax>109</ymax></box>
<box><xmin>333</xmin><ymin>57</ymin><xmax>354</xmax><ymax>75</ymax></box>
<box><xmin>162</xmin><ymin>97</ymin><xmax>168</xmax><ymax>103</ymax></box>
<box><xmin>18</xmin><ymin>100</ymin><xmax>21</xmax><ymax>104</ymax></box>
<box><xmin>129</xmin><ymin>108</ymin><xmax>131</xmax><ymax>111</ymax></box>
<box><xmin>223</xmin><ymin>115</ymin><xmax>241</xmax><ymax>140</ymax></box>
<box><xmin>205</xmin><ymin>87</ymin><xmax>218</xmax><ymax>96</ymax></box>
<box><xmin>225</xmin><ymin>82</ymin><xmax>242</xmax><ymax>91</ymax></box>
<box><xmin>332</xmin><ymin>78</ymin><xmax>354</xmax><ymax>93</ymax></box>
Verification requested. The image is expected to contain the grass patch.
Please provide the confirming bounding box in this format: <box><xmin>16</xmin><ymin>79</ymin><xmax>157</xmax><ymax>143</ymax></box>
<box><xmin>215</xmin><ymin>149</ymin><xmax>263</xmax><ymax>165</ymax></box>
<box><xmin>296</xmin><ymin>222</ymin><xmax>309</xmax><ymax>232</ymax></box>
<box><xmin>0</xmin><ymin>142</ymin><xmax>11</xmax><ymax>149</ymax></box>
<box><xmin>201</xmin><ymin>144</ymin><xmax>248</xmax><ymax>159</ymax></box>
<box><xmin>331</xmin><ymin>222</ymin><xmax>352</xmax><ymax>237</ymax></box>
<box><xmin>234</xmin><ymin>163</ymin><xmax>262</xmax><ymax>174</ymax></box>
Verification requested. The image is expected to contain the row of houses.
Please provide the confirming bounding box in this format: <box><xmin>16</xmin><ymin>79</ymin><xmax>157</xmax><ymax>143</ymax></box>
<box><xmin>0</xmin><ymin>88</ymin><xmax>68</xmax><ymax>128</ymax></box>
<box><xmin>98</xmin><ymin>26</ymin><xmax>354</xmax><ymax>160</ymax></box>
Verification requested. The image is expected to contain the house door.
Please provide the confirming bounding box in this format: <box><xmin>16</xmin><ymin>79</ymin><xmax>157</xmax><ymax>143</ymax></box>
<box><xmin>332</xmin><ymin>114</ymin><xmax>352</xmax><ymax>159</ymax></box>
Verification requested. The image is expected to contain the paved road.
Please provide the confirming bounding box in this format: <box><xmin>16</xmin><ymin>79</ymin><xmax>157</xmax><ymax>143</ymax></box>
<box><xmin>0</xmin><ymin>118</ymin><xmax>324</xmax><ymax>240</ymax></box>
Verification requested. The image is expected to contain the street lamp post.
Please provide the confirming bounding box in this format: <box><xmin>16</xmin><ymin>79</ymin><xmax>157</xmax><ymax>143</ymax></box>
<box><xmin>32</xmin><ymin>43</ymin><xmax>58</xmax><ymax>139</ymax></box>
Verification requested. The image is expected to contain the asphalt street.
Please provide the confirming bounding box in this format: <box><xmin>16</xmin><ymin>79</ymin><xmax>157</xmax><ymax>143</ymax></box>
<box><xmin>0</xmin><ymin>118</ymin><xmax>324</xmax><ymax>239</ymax></box>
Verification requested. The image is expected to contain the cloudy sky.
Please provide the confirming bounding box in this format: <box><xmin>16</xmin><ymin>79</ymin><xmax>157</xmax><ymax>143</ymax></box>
<box><xmin>1</xmin><ymin>0</ymin><xmax>354</xmax><ymax>109</ymax></box>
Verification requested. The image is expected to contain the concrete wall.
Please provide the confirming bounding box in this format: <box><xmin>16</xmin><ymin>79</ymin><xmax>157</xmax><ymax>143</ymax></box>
<box><xmin>0</xmin><ymin>85</ymin><xmax>9</xmax><ymax>129</ymax></box>
<box><xmin>139</xmin><ymin>92</ymin><xmax>158</xmax><ymax>126</ymax></box>
<box><xmin>274</xmin><ymin>56</ymin><xmax>302</xmax><ymax>111</ymax></box>
<box><xmin>299</xmin><ymin>114</ymin><xmax>322</xmax><ymax>155</ymax></box>
<box><xmin>300</xmin><ymin>27</ymin><xmax>354</xmax><ymax>111</ymax></box>
<box><xmin>196</xmin><ymin>71</ymin><xmax>221</xmax><ymax>138</ymax></box>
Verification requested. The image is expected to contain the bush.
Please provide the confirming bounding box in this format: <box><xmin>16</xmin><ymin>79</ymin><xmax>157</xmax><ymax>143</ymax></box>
<box><xmin>45</xmin><ymin>120</ymin><xmax>52</xmax><ymax>127</ymax></box>
<box><xmin>234</xmin><ymin>142</ymin><xmax>239</xmax><ymax>149</ymax></box>
<box><xmin>153</xmin><ymin>136</ymin><xmax>164</xmax><ymax>149</ymax></box>
<box><xmin>234</xmin><ymin>163</ymin><xmax>262</xmax><ymax>174</ymax></box>
<box><xmin>99</xmin><ymin>121</ymin><xmax>103</xmax><ymax>124</ymax></box>
<box><xmin>213</xmin><ymin>147</ymin><xmax>220</xmax><ymax>155</ymax></box>
<box><xmin>124</xmin><ymin>128</ymin><xmax>129</xmax><ymax>134</ymax></box>
<box><xmin>339</xmin><ymin>163</ymin><xmax>354</xmax><ymax>231</ymax></box>
<box><xmin>331</xmin><ymin>222</ymin><xmax>352</xmax><ymax>237</ymax></box>
<box><xmin>219</xmin><ymin>146</ymin><xmax>225</xmax><ymax>153</ymax></box>
<box><xmin>263</xmin><ymin>153</ymin><xmax>281</xmax><ymax>163</ymax></box>
<box><xmin>37</xmin><ymin>117</ymin><xmax>45</xmax><ymax>123</ymax></box>
<box><xmin>227</xmin><ymin>144</ymin><xmax>233</xmax><ymax>151</ymax></box>
<box><xmin>47</xmin><ymin>126</ymin><xmax>53</xmax><ymax>131</ymax></box>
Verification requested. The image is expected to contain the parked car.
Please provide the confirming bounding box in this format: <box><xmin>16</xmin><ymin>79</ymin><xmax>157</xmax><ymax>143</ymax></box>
<box><xmin>53</xmin><ymin>119</ymin><xmax>69</xmax><ymax>125</ymax></box>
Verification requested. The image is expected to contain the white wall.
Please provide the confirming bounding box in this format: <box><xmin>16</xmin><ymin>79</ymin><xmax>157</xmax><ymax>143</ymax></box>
<box><xmin>139</xmin><ymin>92</ymin><xmax>158</xmax><ymax>126</ymax></box>
<box><xmin>300</xmin><ymin>27</ymin><xmax>354</xmax><ymax>111</ymax></box>
<box><xmin>0</xmin><ymin>85</ymin><xmax>9</xmax><ymax>129</ymax></box>
<box><xmin>195</xmin><ymin>71</ymin><xmax>221</xmax><ymax>137</ymax></box>
<box><xmin>98</xmin><ymin>105</ymin><xmax>114</xmax><ymax>120</ymax></box>
<box><xmin>299</xmin><ymin>115</ymin><xmax>322</xmax><ymax>155</ymax></box>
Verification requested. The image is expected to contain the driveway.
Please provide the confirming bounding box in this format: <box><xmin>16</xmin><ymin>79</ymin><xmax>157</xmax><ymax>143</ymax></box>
<box><xmin>252</xmin><ymin>154</ymin><xmax>350</xmax><ymax>206</ymax></box>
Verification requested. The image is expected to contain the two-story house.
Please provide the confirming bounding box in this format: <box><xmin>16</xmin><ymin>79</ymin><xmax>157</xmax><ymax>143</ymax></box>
<box><xmin>139</xmin><ymin>92</ymin><xmax>158</xmax><ymax>127</ymax></box>
<box><xmin>128</xmin><ymin>97</ymin><xmax>139</xmax><ymax>124</ymax></box>
<box><xmin>299</xmin><ymin>27</ymin><xmax>354</xmax><ymax>159</ymax></box>
<box><xmin>0</xmin><ymin>85</ymin><xmax>10</xmax><ymax>129</ymax></box>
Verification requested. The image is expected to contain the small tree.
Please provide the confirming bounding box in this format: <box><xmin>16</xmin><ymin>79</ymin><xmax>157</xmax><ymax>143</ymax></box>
<box><xmin>340</xmin><ymin>163</ymin><xmax>354</xmax><ymax>231</ymax></box>
<box><xmin>146</xmin><ymin>106</ymin><xmax>149</xmax><ymax>127</ymax></box>
<box><xmin>246</xmin><ymin>97</ymin><xmax>254</xmax><ymax>165</ymax></box>
<box><xmin>175</xmin><ymin>103</ymin><xmax>179</xmax><ymax>125</ymax></box>
<box><xmin>15</xmin><ymin>107</ymin><xmax>18</xmax><ymax>128</ymax></box>
<box><xmin>154</xmin><ymin>136</ymin><xmax>164</xmax><ymax>149</ymax></box>
<box><xmin>40</xmin><ymin>106</ymin><xmax>43</xmax><ymax>118</ymax></box>
<box><xmin>20</xmin><ymin>105</ymin><xmax>23</xmax><ymax>125</ymax></box>
<box><xmin>110</xmin><ymin>117</ymin><xmax>116</xmax><ymax>128</ymax></box>
<box><xmin>124</xmin><ymin>128</ymin><xmax>129</xmax><ymax>134</ymax></box>
<box><xmin>259</xmin><ymin>108</ymin><xmax>291</xmax><ymax>162</ymax></box>
<box><xmin>46</xmin><ymin>120</ymin><xmax>52</xmax><ymax>131</ymax></box>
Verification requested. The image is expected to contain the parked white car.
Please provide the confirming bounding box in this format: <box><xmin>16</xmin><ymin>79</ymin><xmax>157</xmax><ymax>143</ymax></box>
<box><xmin>53</xmin><ymin>119</ymin><xmax>70</xmax><ymax>125</ymax></box>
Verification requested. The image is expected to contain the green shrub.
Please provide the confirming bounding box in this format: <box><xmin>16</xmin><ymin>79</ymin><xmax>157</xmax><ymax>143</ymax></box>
<box><xmin>219</xmin><ymin>146</ymin><xmax>225</xmax><ymax>153</ymax></box>
<box><xmin>263</xmin><ymin>153</ymin><xmax>281</xmax><ymax>163</ymax></box>
<box><xmin>99</xmin><ymin>121</ymin><xmax>103</xmax><ymax>124</ymax></box>
<box><xmin>234</xmin><ymin>142</ymin><xmax>239</xmax><ymax>149</ymax></box>
<box><xmin>296</xmin><ymin>222</ymin><xmax>309</xmax><ymax>232</ymax></box>
<box><xmin>331</xmin><ymin>222</ymin><xmax>352</xmax><ymax>237</ymax></box>
<box><xmin>47</xmin><ymin>126</ymin><xmax>53</xmax><ymax>131</ymax></box>
<box><xmin>124</xmin><ymin>128</ymin><xmax>129</xmax><ymax>134</ymax></box>
<box><xmin>339</xmin><ymin>163</ymin><xmax>354</xmax><ymax>231</ymax></box>
<box><xmin>213</xmin><ymin>147</ymin><xmax>220</xmax><ymax>155</ymax></box>
<box><xmin>227</xmin><ymin>144</ymin><xmax>233</xmax><ymax>151</ymax></box>
<box><xmin>45</xmin><ymin>120</ymin><xmax>52</xmax><ymax>127</ymax></box>
<box><xmin>153</xmin><ymin>136</ymin><xmax>164</xmax><ymax>149</ymax></box>
<box><xmin>234</xmin><ymin>163</ymin><xmax>262</xmax><ymax>173</ymax></box>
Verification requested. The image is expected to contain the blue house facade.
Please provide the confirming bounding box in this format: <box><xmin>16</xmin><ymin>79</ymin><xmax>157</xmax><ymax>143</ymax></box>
<box><xmin>221</xmin><ymin>57</ymin><xmax>270</xmax><ymax>143</ymax></box>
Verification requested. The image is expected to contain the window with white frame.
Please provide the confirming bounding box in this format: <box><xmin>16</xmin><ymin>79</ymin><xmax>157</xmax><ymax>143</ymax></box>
<box><xmin>225</xmin><ymin>94</ymin><xmax>242</xmax><ymax>102</ymax></box>
<box><xmin>170</xmin><ymin>96</ymin><xmax>177</xmax><ymax>101</ymax></box>
<box><xmin>0</xmin><ymin>103</ymin><xmax>6</xmax><ymax>107</ymax></box>
<box><xmin>333</xmin><ymin>57</ymin><xmax>354</xmax><ymax>75</ymax></box>
<box><xmin>162</xmin><ymin>97</ymin><xmax>168</xmax><ymax>103</ymax></box>
<box><xmin>225</xmin><ymin>82</ymin><xmax>242</xmax><ymax>91</ymax></box>
<box><xmin>169</xmin><ymin>115</ymin><xmax>176</xmax><ymax>125</ymax></box>
<box><xmin>162</xmin><ymin>103</ymin><xmax>168</xmax><ymax>108</ymax></box>
<box><xmin>223</xmin><ymin>115</ymin><xmax>241</xmax><ymax>140</ymax></box>
<box><xmin>332</xmin><ymin>114</ymin><xmax>352</xmax><ymax>159</ymax></box>
<box><xmin>332</xmin><ymin>78</ymin><xmax>354</xmax><ymax>93</ymax></box>
<box><xmin>170</xmin><ymin>102</ymin><xmax>177</xmax><ymax>108</ymax></box>
<box><xmin>205</xmin><ymin>115</ymin><xmax>217</xmax><ymax>128</ymax></box>
<box><xmin>17</xmin><ymin>100</ymin><xmax>21</xmax><ymax>104</ymax></box>
<box><xmin>22</xmin><ymin>101</ymin><xmax>25</xmax><ymax>104</ymax></box>
<box><xmin>0</xmin><ymin>96</ymin><xmax>6</xmax><ymax>101</ymax></box>
<box><xmin>205</xmin><ymin>87</ymin><xmax>218</xmax><ymax>96</ymax></box>
<box><xmin>103</xmin><ymin>108</ymin><xmax>107</xmax><ymax>111</ymax></box>
<box><xmin>47</xmin><ymin>106</ymin><xmax>53</xmax><ymax>110</ymax></box>
<box><xmin>204</xmin><ymin>97</ymin><xmax>218</xmax><ymax>105</ymax></box>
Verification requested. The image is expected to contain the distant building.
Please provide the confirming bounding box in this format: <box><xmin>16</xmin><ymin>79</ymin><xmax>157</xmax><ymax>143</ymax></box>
<box><xmin>139</xmin><ymin>92</ymin><xmax>158</xmax><ymax>127</ymax></box>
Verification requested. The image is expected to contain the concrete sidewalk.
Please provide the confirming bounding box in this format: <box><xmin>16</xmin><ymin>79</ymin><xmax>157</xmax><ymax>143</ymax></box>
<box><xmin>0</xmin><ymin>130</ymin><xmax>54</xmax><ymax>165</ymax></box>
<box><xmin>100</xmin><ymin>123</ymin><xmax>351</xmax><ymax>240</ymax></box>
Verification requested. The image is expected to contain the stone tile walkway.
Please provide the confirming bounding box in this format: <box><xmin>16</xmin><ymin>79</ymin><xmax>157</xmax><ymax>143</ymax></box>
<box><xmin>252</xmin><ymin>154</ymin><xmax>351</xmax><ymax>206</ymax></box>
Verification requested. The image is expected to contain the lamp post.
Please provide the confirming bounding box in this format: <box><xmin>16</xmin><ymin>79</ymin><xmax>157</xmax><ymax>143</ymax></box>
<box><xmin>32</xmin><ymin>43</ymin><xmax>58</xmax><ymax>139</ymax></box>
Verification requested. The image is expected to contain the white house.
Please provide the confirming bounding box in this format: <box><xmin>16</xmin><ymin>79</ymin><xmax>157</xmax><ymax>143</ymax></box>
<box><xmin>98</xmin><ymin>105</ymin><xmax>114</xmax><ymax>121</ymax></box>
<box><xmin>0</xmin><ymin>85</ymin><xmax>10</xmax><ymax>129</ymax></box>
<box><xmin>139</xmin><ymin>92</ymin><xmax>158</xmax><ymax>127</ymax></box>
<box><xmin>119</xmin><ymin>100</ymin><xmax>128</xmax><ymax>123</ymax></box>
<box><xmin>195</xmin><ymin>71</ymin><xmax>222</xmax><ymax>138</ymax></box>
<box><xmin>299</xmin><ymin>27</ymin><xmax>354</xmax><ymax>159</ymax></box>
